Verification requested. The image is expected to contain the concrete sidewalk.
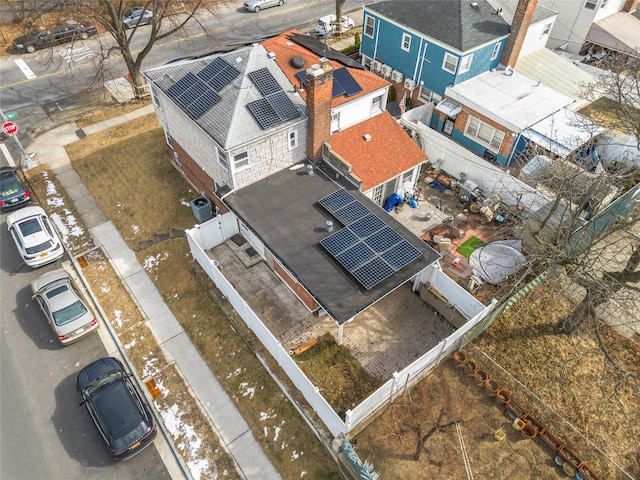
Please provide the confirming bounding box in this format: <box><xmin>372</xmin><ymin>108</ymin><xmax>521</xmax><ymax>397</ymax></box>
<box><xmin>27</xmin><ymin>107</ymin><xmax>280</xmax><ymax>480</ymax></box>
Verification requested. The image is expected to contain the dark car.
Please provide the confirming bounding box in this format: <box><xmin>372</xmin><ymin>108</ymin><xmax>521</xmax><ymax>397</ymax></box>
<box><xmin>0</xmin><ymin>167</ymin><xmax>31</xmax><ymax>211</ymax></box>
<box><xmin>13</xmin><ymin>22</ymin><xmax>97</xmax><ymax>53</ymax></box>
<box><xmin>77</xmin><ymin>357</ymin><xmax>157</xmax><ymax>460</ymax></box>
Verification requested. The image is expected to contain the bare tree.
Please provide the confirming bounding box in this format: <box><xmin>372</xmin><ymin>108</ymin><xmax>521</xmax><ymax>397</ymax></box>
<box><xmin>21</xmin><ymin>0</ymin><xmax>222</xmax><ymax>97</ymax></box>
<box><xmin>335</xmin><ymin>0</ymin><xmax>346</xmax><ymax>34</ymax></box>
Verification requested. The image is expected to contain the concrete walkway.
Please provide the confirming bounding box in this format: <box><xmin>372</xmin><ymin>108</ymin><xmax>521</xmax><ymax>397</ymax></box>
<box><xmin>27</xmin><ymin>106</ymin><xmax>280</xmax><ymax>480</ymax></box>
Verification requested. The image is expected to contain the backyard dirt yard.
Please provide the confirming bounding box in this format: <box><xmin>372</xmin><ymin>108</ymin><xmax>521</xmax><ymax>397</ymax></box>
<box><xmin>355</xmin><ymin>358</ymin><xmax>566</xmax><ymax>480</ymax></box>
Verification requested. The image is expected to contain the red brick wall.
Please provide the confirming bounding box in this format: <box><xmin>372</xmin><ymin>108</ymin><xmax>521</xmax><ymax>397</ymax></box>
<box><xmin>306</xmin><ymin>66</ymin><xmax>333</xmax><ymax>162</ymax></box>
<box><xmin>454</xmin><ymin>109</ymin><xmax>514</xmax><ymax>157</ymax></box>
<box><xmin>500</xmin><ymin>0</ymin><xmax>538</xmax><ymax>68</ymax></box>
<box><xmin>167</xmin><ymin>139</ymin><xmax>228</xmax><ymax>214</ymax></box>
<box><xmin>274</xmin><ymin>261</ymin><xmax>318</xmax><ymax>311</ymax></box>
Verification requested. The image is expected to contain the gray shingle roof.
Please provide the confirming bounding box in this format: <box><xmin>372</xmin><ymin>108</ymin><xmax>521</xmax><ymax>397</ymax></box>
<box><xmin>144</xmin><ymin>45</ymin><xmax>306</xmax><ymax>150</ymax></box>
<box><xmin>368</xmin><ymin>0</ymin><xmax>510</xmax><ymax>51</ymax></box>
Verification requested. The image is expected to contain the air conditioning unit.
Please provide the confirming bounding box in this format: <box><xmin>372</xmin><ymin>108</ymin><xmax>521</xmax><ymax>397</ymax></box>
<box><xmin>391</xmin><ymin>70</ymin><xmax>403</xmax><ymax>83</ymax></box>
<box><xmin>404</xmin><ymin>78</ymin><xmax>416</xmax><ymax>90</ymax></box>
<box><xmin>371</xmin><ymin>60</ymin><xmax>383</xmax><ymax>72</ymax></box>
<box><xmin>381</xmin><ymin>64</ymin><xmax>392</xmax><ymax>77</ymax></box>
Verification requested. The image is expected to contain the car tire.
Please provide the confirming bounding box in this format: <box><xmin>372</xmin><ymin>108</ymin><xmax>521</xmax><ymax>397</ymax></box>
<box><xmin>81</xmin><ymin>32</ymin><xmax>89</xmax><ymax>40</ymax></box>
<box><xmin>26</xmin><ymin>45</ymin><xmax>36</xmax><ymax>53</ymax></box>
<box><xmin>254</xmin><ymin>6</ymin><xmax>260</xmax><ymax>12</ymax></box>
<box><xmin>278</xmin><ymin>0</ymin><xmax>283</xmax><ymax>5</ymax></box>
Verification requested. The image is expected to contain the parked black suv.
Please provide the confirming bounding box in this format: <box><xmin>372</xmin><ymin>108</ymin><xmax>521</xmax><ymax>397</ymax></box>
<box><xmin>13</xmin><ymin>22</ymin><xmax>97</xmax><ymax>53</ymax></box>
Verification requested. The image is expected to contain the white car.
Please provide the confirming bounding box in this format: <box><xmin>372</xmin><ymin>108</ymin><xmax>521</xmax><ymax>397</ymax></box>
<box><xmin>244</xmin><ymin>0</ymin><xmax>284</xmax><ymax>13</ymax></box>
<box><xmin>123</xmin><ymin>8</ymin><xmax>154</xmax><ymax>28</ymax></box>
<box><xmin>31</xmin><ymin>269</ymin><xmax>99</xmax><ymax>345</ymax></box>
<box><xmin>315</xmin><ymin>15</ymin><xmax>355</xmax><ymax>36</ymax></box>
<box><xmin>7</xmin><ymin>205</ymin><xmax>64</xmax><ymax>268</ymax></box>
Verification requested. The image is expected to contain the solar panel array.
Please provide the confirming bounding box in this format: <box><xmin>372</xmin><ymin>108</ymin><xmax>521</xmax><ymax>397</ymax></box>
<box><xmin>246</xmin><ymin>68</ymin><xmax>301</xmax><ymax>129</ymax></box>
<box><xmin>319</xmin><ymin>190</ymin><xmax>422</xmax><ymax>290</ymax></box>
<box><xmin>295</xmin><ymin>67</ymin><xmax>362</xmax><ymax>98</ymax></box>
<box><xmin>167</xmin><ymin>58</ymin><xmax>239</xmax><ymax>119</ymax></box>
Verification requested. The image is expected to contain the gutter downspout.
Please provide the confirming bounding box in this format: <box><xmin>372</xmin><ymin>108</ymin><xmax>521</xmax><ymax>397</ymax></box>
<box><xmin>372</xmin><ymin>16</ymin><xmax>380</xmax><ymax>63</ymax></box>
<box><xmin>508</xmin><ymin>132</ymin><xmax>522</xmax><ymax>166</ymax></box>
<box><xmin>412</xmin><ymin>38</ymin><xmax>424</xmax><ymax>84</ymax></box>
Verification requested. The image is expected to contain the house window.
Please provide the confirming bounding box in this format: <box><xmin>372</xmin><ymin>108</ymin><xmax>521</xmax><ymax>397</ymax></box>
<box><xmin>600</xmin><ymin>0</ymin><xmax>608</xmax><ymax>7</ymax></box>
<box><xmin>217</xmin><ymin>147</ymin><xmax>228</xmax><ymax>170</ymax></box>
<box><xmin>542</xmin><ymin>22</ymin><xmax>552</xmax><ymax>36</ymax></box>
<box><xmin>372</xmin><ymin>94</ymin><xmax>383</xmax><ymax>112</ymax></box>
<box><xmin>150</xmin><ymin>85</ymin><xmax>161</xmax><ymax>108</ymax></box>
<box><xmin>458</xmin><ymin>54</ymin><xmax>473</xmax><ymax>74</ymax></box>
<box><xmin>288</xmin><ymin>130</ymin><xmax>298</xmax><ymax>150</ymax></box>
<box><xmin>584</xmin><ymin>0</ymin><xmax>597</xmax><ymax>9</ymax></box>
<box><xmin>442</xmin><ymin>53</ymin><xmax>458</xmax><ymax>74</ymax></box>
<box><xmin>233</xmin><ymin>151</ymin><xmax>249</xmax><ymax>170</ymax></box>
<box><xmin>364</xmin><ymin>15</ymin><xmax>375</xmax><ymax>38</ymax></box>
<box><xmin>401</xmin><ymin>170</ymin><xmax>413</xmax><ymax>186</ymax></box>
<box><xmin>491</xmin><ymin>42</ymin><xmax>501</xmax><ymax>61</ymax></box>
<box><xmin>401</xmin><ymin>33</ymin><xmax>411</xmax><ymax>52</ymax></box>
<box><xmin>464</xmin><ymin>116</ymin><xmax>505</xmax><ymax>151</ymax></box>
<box><xmin>419</xmin><ymin>86</ymin><xmax>434</xmax><ymax>102</ymax></box>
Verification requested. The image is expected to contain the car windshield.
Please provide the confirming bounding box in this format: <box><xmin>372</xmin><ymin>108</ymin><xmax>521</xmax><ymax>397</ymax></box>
<box><xmin>85</xmin><ymin>371</ymin><xmax>120</xmax><ymax>396</ymax></box>
<box><xmin>26</xmin><ymin>240</ymin><xmax>53</xmax><ymax>254</ymax></box>
<box><xmin>1</xmin><ymin>175</ymin><xmax>20</xmax><ymax>196</ymax></box>
<box><xmin>18</xmin><ymin>218</ymin><xmax>43</xmax><ymax>236</ymax></box>
<box><xmin>52</xmin><ymin>299</ymin><xmax>88</xmax><ymax>326</ymax></box>
<box><xmin>93</xmin><ymin>380</ymin><xmax>149</xmax><ymax>450</ymax></box>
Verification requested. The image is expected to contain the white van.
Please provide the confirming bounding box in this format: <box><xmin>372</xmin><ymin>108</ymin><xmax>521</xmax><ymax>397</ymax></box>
<box><xmin>315</xmin><ymin>15</ymin><xmax>355</xmax><ymax>36</ymax></box>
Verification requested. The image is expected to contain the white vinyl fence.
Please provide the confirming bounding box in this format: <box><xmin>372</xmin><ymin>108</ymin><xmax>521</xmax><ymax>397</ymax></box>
<box><xmin>186</xmin><ymin>213</ymin><xmax>497</xmax><ymax>437</ymax></box>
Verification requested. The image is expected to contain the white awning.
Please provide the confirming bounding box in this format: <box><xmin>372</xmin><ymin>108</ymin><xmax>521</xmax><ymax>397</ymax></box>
<box><xmin>435</xmin><ymin>98</ymin><xmax>462</xmax><ymax>117</ymax></box>
<box><xmin>522</xmin><ymin>109</ymin><xmax>603</xmax><ymax>158</ymax></box>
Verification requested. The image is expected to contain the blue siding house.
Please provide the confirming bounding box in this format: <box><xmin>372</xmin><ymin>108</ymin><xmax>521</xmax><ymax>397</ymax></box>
<box><xmin>360</xmin><ymin>0</ymin><xmax>510</xmax><ymax>103</ymax></box>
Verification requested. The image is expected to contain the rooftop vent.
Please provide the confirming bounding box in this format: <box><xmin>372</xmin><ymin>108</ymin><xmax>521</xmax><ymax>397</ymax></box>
<box><xmin>470</xmin><ymin>1</ymin><xmax>478</xmax><ymax>6</ymax></box>
<box><xmin>267</xmin><ymin>51</ymin><xmax>276</xmax><ymax>59</ymax></box>
<box><xmin>291</xmin><ymin>56</ymin><xmax>305</xmax><ymax>69</ymax></box>
<box><xmin>325</xmin><ymin>220</ymin><xmax>334</xmax><ymax>232</ymax></box>
<box><xmin>363</xmin><ymin>133</ymin><xmax>372</xmax><ymax>142</ymax></box>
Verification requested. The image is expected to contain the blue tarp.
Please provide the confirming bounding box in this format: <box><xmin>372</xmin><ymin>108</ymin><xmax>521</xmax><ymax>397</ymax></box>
<box><xmin>384</xmin><ymin>193</ymin><xmax>403</xmax><ymax>212</ymax></box>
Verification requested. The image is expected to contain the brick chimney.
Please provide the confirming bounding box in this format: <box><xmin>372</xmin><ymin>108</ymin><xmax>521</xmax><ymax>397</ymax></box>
<box><xmin>305</xmin><ymin>61</ymin><xmax>333</xmax><ymax>162</ymax></box>
<box><xmin>500</xmin><ymin>0</ymin><xmax>538</xmax><ymax>68</ymax></box>
<box><xmin>623</xmin><ymin>0</ymin><xmax>638</xmax><ymax>12</ymax></box>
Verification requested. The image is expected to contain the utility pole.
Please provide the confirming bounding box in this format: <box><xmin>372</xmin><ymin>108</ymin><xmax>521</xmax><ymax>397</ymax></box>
<box><xmin>0</xmin><ymin>107</ymin><xmax>33</xmax><ymax>169</ymax></box>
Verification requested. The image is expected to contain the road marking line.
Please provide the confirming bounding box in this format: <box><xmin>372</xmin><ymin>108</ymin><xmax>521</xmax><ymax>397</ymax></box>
<box><xmin>14</xmin><ymin>58</ymin><xmax>36</xmax><ymax>79</ymax></box>
<box><xmin>0</xmin><ymin>143</ymin><xmax>17</xmax><ymax>167</ymax></box>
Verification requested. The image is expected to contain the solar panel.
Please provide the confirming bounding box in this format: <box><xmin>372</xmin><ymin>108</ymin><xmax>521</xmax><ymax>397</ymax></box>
<box><xmin>266</xmin><ymin>91</ymin><xmax>300</xmax><ymax>122</ymax></box>
<box><xmin>332</xmin><ymin>80</ymin><xmax>346</xmax><ymax>98</ymax></box>
<box><xmin>168</xmin><ymin>73</ymin><xmax>198</xmax><ymax>98</ymax></box>
<box><xmin>185</xmin><ymin>89</ymin><xmax>221</xmax><ymax>118</ymax></box>
<box><xmin>318</xmin><ymin>189</ymin><xmax>423</xmax><ymax>290</ymax></box>
<box><xmin>178</xmin><ymin>80</ymin><xmax>209</xmax><ymax>105</ymax></box>
<box><xmin>382</xmin><ymin>242</ymin><xmax>422</xmax><ymax>270</ymax></box>
<box><xmin>248</xmin><ymin>68</ymin><xmax>282</xmax><ymax>95</ymax></box>
<box><xmin>364</xmin><ymin>227</ymin><xmax>404</xmax><ymax>253</ymax></box>
<box><xmin>210</xmin><ymin>65</ymin><xmax>240</xmax><ymax>92</ymax></box>
<box><xmin>295</xmin><ymin>71</ymin><xmax>307</xmax><ymax>87</ymax></box>
<box><xmin>349</xmin><ymin>214</ymin><xmax>386</xmax><ymax>238</ymax></box>
<box><xmin>320</xmin><ymin>227</ymin><xmax>359</xmax><ymax>255</ymax></box>
<box><xmin>336</xmin><ymin>243</ymin><xmax>375</xmax><ymax>271</ymax></box>
<box><xmin>332</xmin><ymin>201</ymin><xmax>370</xmax><ymax>225</ymax></box>
<box><xmin>352</xmin><ymin>257</ymin><xmax>395</xmax><ymax>290</ymax></box>
<box><xmin>318</xmin><ymin>190</ymin><xmax>355</xmax><ymax>214</ymax></box>
<box><xmin>333</xmin><ymin>67</ymin><xmax>362</xmax><ymax>96</ymax></box>
<box><xmin>197</xmin><ymin>57</ymin><xmax>228</xmax><ymax>82</ymax></box>
<box><xmin>246</xmin><ymin>98</ymin><xmax>280</xmax><ymax>129</ymax></box>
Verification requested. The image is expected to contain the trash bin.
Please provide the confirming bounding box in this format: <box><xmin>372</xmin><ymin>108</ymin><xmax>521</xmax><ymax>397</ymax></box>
<box><xmin>191</xmin><ymin>196</ymin><xmax>214</xmax><ymax>223</ymax></box>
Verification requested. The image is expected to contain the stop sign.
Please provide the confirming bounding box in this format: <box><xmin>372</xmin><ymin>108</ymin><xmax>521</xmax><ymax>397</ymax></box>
<box><xmin>2</xmin><ymin>121</ymin><xmax>18</xmax><ymax>136</ymax></box>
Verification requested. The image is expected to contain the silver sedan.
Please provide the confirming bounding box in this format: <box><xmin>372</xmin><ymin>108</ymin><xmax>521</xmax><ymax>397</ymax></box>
<box><xmin>31</xmin><ymin>268</ymin><xmax>99</xmax><ymax>345</ymax></box>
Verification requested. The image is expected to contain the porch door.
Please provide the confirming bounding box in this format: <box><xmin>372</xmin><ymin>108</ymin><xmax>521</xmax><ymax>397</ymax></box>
<box><xmin>443</xmin><ymin>117</ymin><xmax>455</xmax><ymax>136</ymax></box>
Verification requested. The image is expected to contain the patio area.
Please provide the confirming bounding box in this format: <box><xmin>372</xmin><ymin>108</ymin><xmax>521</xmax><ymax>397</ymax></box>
<box><xmin>208</xmin><ymin>239</ymin><xmax>456</xmax><ymax>382</ymax></box>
